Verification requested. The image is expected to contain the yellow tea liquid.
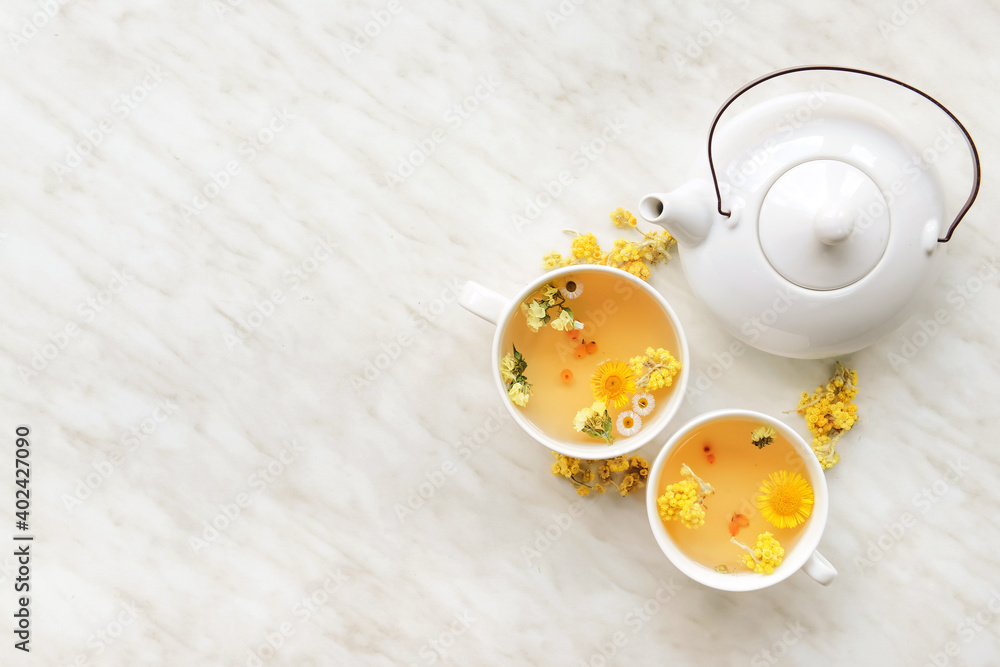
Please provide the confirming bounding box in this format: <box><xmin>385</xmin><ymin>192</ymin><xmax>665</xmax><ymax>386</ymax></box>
<box><xmin>658</xmin><ymin>419</ymin><xmax>811</xmax><ymax>573</ymax></box>
<box><xmin>499</xmin><ymin>269</ymin><xmax>680</xmax><ymax>446</ymax></box>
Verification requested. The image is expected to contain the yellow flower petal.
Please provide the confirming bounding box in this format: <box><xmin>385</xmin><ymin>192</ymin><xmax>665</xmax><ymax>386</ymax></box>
<box><xmin>590</xmin><ymin>360</ymin><xmax>636</xmax><ymax>409</ymax></box>
<box><xmin>756</xmin><ymin>471</ymin><xmax>814</xmax><ymax>529</ymax></box>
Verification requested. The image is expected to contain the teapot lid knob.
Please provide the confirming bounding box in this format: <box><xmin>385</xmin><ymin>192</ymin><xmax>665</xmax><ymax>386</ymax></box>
<box><xmin>813</xmin><ymin>205</ymin><xmax>855</xmax><ymax>245</ymax></box>
<box><xmin>758</xmin><ymin>159</ymin><xmax>891</xmax><ymax>291</ymax></box>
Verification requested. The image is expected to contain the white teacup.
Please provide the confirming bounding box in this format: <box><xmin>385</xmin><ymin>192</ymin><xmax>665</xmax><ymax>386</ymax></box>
<box><xmin>646</xmin><ymin>409</ymin><xmax>837</xmax><ymax>591</ymax></box>
<box><xmin>459</xmin><ymin>265</ymin><xmax>688</xmax><ymax>459</ymax></box>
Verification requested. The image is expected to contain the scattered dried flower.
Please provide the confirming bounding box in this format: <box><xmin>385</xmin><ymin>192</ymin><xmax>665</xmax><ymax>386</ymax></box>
<box><xmin>610</xmin><ymin>207</ymin><xmax>637</xmax><ymax>228</ymax></box>
<box><xmin>791</xmin><ymin>361</ymin><xmax>859</xmax><ymax>469</ymax></box>
<box><xmin>549</xmin><ymin>453</ymin><xmax>650</xmax><ymax>498</ymax></box>
<box><xmin>540</xmin><ymin>209</ymin><xmax>675</xmax><ymax>281</ymax></box>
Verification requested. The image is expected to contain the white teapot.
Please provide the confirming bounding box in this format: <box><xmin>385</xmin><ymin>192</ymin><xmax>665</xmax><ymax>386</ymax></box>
<box><xmin>639</xmin><ymin>66</ymin><xmax>980</xmax><ymax>359</ymax></box>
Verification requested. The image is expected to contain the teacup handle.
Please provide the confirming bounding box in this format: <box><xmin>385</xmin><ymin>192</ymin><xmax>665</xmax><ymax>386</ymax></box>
<box><xmin>459</xmin><ymin>281</ymin><xmax>510</xmax><ymax>325</ymax></box>
<box><xmin>802</xmin><ymin>550</ymin><xmax>837</xmax><ymax>586</ymax></box>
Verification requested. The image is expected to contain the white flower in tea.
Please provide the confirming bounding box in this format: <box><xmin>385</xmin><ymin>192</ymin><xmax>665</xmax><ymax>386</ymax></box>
<box><xmin>632</xmin><ymin>392</ymin><xmax>654</xmax><ymax>416</ymax></box>
<box><xmin>560</xmin><ymin>280</ymin><xmax>584</xmax><ymax>299</ymax></box>
<box><xmin>616</xmin><ymin>410</ymin><xmax>642</xmax><ymax>437</ymax></box>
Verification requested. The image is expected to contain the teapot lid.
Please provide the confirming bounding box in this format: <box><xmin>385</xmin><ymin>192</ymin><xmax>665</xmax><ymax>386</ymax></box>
<box><xmin>758</xmin><ymin>159</ymin><xmax>890</xmax><ymax>290</ymax></box>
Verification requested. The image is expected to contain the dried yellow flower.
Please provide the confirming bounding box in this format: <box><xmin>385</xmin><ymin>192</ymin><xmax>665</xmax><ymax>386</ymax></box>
<box><xmin>609</xmin><ymin>238</ymin><xmax>642</xmax><ymax>264</ymax></box>
<box><xmin>570</xmin><ymin>233</ymin><xmax>603</xmax><ymax>262</ymax></box>
<box><xmin>623</xmin><ymin>260</ymin><xmax>651</xmax><ymax>281</ymax></box>
<box><xmin>750</xmin><ymin>426</ymin><xmax>776</xmax><ymax>449</ymax></box>
<box><xmin>501</xmin><ymin>345</ymin><xmax>532</xmax><ymax>407</ymax></box>
<box><xmin>548</xmin><ymin>453</ymin><xmax>650</xmax><ymax>498</ymax></box>
<box><xmin>630</xmin><ymin>455</ymin><xmax>650</xmax><ymax>478</ymax></box>
<box><xmin>607</xmin><ymin>455</ymin><xmax>629</xmax><ymax>472</ymax></box>
<box><xmin>542</xmin><ymin>251</ymin><xmax>567</xmax><ymax>270</ymax></box>
<box><xmin>610</xmin><ymin>207</ymin><xmax>637</xmax><ymax>228</ymax></box>
<box><xmin>732</xmin><ymin>533</ymin><xmax>784</xmax><ymax>575</ymax></box>
<box><xmin>793</xmin><ymin>362</ymin><xmax>859</xmax><ymax>469</ymax></box>
<box><xmin>628</xmin><ymin>347</ymin><xmax>682</xmax><ymax>391</ymax></box>
<box><xmin>656</xmin><ymin>464</ymin><xmax>714</xmax><ymax>528</ymax></box>
<box><xmin>618</xmin><ymin>473</ymin><xmax>640</xmax><ymax>497</ymax></box>
<box><xmin>539</xmin><ymin>208</ymin><xmax>675</xmax><ymax>280</ymax></box>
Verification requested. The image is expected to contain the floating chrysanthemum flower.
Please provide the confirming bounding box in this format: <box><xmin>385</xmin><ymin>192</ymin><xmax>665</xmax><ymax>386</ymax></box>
<box><xmin>549</xmin><ymin>308</ymin><xmax>576</xmax><ymax>331</ymax></box>
<box><xmin>507</xmin><ymin>383</ymin><xmax>531</xmax><ymax>407</ymax></box>
<box><xmin>750</xmin><ymin>426</ymin><xmax>776</xmax><ymax>449</ymax></box>
<box><xmin>501</xmin><ymin>346</ymin><xmax>530</xmax><ymax>406</ymax></box>
<box><xmin>757</xmin><ymin>470</ymin><xmax>814</xmax><ymax>529</ymax></box>
<box><xmin>573</xmin><ymin>401</ymin><xmax>613</xmax><ymax>444</ymax></box>
<box><xmin>632</xmin><ymin>392</ymin><xmax>654</xmax><ymax>416</ymax></box>
<box><xmin>616</xmin><ymin>410</ymin><xmax>642</xmax><ymax>436</ymax></box>
<box><xmin>560</xmin><ymin>279</ymin><xmax>584</xmax><ymax>299</ymax></box>
<box><xmin>500</xmin><ymin>353</ymin><xmax>517</xmax><ymax>384</ymax></box>
<box><xmin>590</xmin><ymin>360</ymin><xmax>636</xmax><ymax>409</ymax></box>
<box><xmin>520</xmin><ymin>300</ymin><xmax>546</xmax><ymax>332</ymax></box>
<box><xmin>573</xmin><ymin>405</ymin><xmax>596</xmax><ymax>432</ymax></box>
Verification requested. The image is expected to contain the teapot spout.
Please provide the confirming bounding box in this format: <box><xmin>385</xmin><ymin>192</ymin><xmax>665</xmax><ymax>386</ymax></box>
<box><xmin>639</xmin><ymin>180</ymin><xmax>719</xmax><ymax>247</ymax></box>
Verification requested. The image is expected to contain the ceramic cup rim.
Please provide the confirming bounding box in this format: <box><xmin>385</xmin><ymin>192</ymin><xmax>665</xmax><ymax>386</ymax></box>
<box><xmin>490</xmin><ymin>265</ymin><xmax>689</xmax><ymax>459</ymax></box>
<box><xmin>645</xmin><ymin>409</ymin><xmax>830</xmax><ymax>592</ymax></box>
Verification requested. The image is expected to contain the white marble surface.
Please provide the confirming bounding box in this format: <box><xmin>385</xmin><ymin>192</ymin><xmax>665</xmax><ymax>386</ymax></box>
<box><xmin>3</xmin><ymin>0</ymin><xmax>1000</xmax><ymax>664</ymax></box>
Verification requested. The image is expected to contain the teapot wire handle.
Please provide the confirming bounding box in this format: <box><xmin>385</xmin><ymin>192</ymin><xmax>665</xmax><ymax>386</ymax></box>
<box><xmin>706</xmin><ymin>65</ymin><xmax>981</xmax><ymax>243</ymax></box>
